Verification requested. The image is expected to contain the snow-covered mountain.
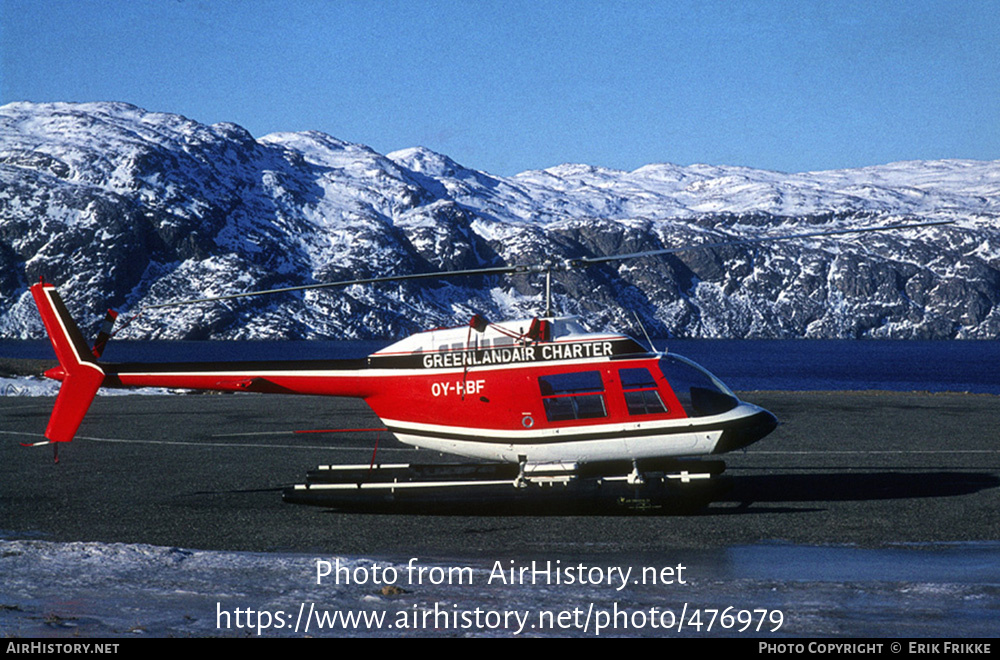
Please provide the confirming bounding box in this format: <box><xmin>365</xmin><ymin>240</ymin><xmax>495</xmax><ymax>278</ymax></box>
<box><xmin>1</xmin><ymin>101</ymin><xmax>998</xmax><ymax>341</ymax></box>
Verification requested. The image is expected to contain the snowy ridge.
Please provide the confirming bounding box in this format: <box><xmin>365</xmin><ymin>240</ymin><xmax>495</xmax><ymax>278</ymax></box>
<box><xmin>1</xmin><ymin>101</ymin><xmax>998</xmax><ymax>340</ymax></box>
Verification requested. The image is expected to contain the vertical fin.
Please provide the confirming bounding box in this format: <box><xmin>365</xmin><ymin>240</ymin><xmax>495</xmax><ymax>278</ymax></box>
<box><xmin>29</xmin><ymin>282</ymin><xmax>105</xmax><ymax>445</ymax></box>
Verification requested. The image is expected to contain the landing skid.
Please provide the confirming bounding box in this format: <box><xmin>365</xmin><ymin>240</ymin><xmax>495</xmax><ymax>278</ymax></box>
<box><xmin>282</xmin><ymin>458</ymin><xmax>726</xmax><ymax>514</ymax></box>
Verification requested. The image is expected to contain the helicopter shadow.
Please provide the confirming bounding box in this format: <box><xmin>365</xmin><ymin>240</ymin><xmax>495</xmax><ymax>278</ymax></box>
<box><xmin>302</xmin><ymin>470</ymin><xmax>999</xmax><ymax>517</ymax></box>
<box><xmin>705</xmin><ymin>470</ymin><xmax>1000</xmax><ymax>515</ymax></box>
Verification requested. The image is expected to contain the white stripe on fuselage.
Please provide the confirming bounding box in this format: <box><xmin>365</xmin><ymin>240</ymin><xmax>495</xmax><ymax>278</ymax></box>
<box><xmin>381</xmin><ymin>401</ymin><xmax>763</xmax><ymax>442</ymax></box>
<box><xmin>108</xmin><ymin>355</ymin><xmax>640</xmax><ymax>380</ymax></box>
<box><xmin>390</xmin><ymin>429</ymin><xmax>726</xmax><ymax>463</ymax></box>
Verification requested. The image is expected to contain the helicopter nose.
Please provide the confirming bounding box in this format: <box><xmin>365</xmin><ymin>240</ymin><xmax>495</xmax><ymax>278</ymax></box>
<box><xmin>713</xmin><ymin>406</ymin><xmax>779</xmax><ymax>454</ymax></box>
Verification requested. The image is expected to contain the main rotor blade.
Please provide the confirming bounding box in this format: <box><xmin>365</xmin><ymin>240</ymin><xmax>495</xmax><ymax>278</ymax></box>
<box><xmin>146</xmin><ymin>264</ymin><xmax>520</xmax><ymax>309</ymax></box>
<box><xmin>145</xmin><ymin>219</ymin><xmax>953</xmax><ymax>310</ymax></box>
<box><xmin>574</xmin><ymin>219</ymin><xmax>955</xmax><ymax>266</ymax></box>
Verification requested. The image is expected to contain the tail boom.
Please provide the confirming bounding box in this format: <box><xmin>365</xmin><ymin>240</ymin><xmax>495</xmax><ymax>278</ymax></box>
<box><xmin>27</xmin><ymin>283</ymin><xmax>392</xmax><ymax>447</ymax></box>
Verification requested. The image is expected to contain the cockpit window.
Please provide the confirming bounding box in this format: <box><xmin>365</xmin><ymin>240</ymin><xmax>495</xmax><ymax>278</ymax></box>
<box><xmin>658</xmin><ymin>355</ymin><xmax>738</xmax><ymax>417</ymax></box>
<box><xmin>620</xmin><ymin>367</ymin><xmax>657</xmax><ymax>389</ymax></box>
<box><xmin>619</xmin><ymin>367</ymin><xmax>667</xmax><ymax>415</ymax></box>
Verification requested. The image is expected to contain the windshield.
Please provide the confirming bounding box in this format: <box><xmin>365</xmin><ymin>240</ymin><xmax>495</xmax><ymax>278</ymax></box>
<box><xmin>658</xmin><ymin>354</ymin><xmax>738</xmax><ymax>417</ymax></box>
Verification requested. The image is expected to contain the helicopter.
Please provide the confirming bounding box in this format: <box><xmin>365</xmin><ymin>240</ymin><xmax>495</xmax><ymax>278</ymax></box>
<box><xmin>25</xmin><ymin>220</ymin><xmax>951</xmax><ymax>510</ymax></box>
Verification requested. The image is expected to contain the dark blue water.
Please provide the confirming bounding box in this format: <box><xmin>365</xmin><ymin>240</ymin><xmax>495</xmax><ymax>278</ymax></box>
<box><xmin>2</xmin><ymin>338</ymin><xmax>998</xmax><ymax>394</ymax></box>
<box><xmin>664</xmin><ymin>338</ymin><xmax>1000</xmax><ymax>394</ymax></box>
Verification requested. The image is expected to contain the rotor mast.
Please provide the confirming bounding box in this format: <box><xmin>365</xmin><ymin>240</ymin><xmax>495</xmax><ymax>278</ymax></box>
<box><xmin>545</xmin><ymin>269</ymin><xmax>552</xmax><ymax>318</ymax></box>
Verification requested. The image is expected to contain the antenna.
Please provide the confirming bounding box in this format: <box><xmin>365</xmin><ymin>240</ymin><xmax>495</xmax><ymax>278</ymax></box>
<box><xmin>632</xmin><ymin>311</ymin><xmax>659</xmax><ymax>354</ymax></box>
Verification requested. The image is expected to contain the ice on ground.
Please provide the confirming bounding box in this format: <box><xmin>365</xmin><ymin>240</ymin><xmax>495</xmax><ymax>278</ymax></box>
<box><xmin>0</xmin><ymin>376</ymin><xmax>176</xmax><ymax>397</ymax></box>
<box><xmin>1</xmin><ymin>538</ymin><xmax>998</xmax><ymax>638</ymax></box>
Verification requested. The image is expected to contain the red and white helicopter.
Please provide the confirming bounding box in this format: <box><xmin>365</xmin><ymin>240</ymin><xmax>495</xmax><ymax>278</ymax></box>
<box><xmin>26</xmin><ymin>221</ymin><xmax>949</xmax><ymax>510</ymax></box>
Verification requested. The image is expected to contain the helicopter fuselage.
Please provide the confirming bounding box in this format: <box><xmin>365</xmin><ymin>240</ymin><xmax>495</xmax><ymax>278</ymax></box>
<box><xmin>31</xmin><ymin>282</ymin><xmax>777</xmax><ymax>466</ymax></box>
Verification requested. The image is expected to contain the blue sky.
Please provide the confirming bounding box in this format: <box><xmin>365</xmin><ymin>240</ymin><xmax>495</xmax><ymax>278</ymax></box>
<box><xmin>2</xmin><ymin>0</ymin><xmax>998</xmax><ymax>175</ymax></box>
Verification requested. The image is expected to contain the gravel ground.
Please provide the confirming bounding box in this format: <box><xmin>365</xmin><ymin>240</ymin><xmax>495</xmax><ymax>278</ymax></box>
<box><xmin>2</xmin><ymin>390</ymin><xmax>998</xmax><ymax>556</ymax></box>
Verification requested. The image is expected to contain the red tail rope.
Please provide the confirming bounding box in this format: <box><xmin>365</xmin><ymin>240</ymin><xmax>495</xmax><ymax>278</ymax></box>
<box><xmin>108</xmin><ymin>310</ymin><xmax>143</xmax><ymax>339</ymax></box>
<box><xmin>367</xmin><ymin>430</ymin><xmax>382</xmax><ymax>477</ymax></box>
